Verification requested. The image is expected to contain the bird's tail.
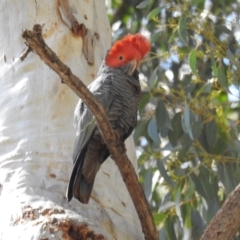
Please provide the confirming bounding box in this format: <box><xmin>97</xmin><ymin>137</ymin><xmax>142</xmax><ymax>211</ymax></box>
<box><xmin>66</xmin><ymin>156</ymin><xmax>94</xmax><ymax>204</ymax></box>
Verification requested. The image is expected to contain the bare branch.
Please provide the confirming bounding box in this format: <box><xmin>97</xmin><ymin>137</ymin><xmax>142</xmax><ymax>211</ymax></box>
<box><xmin>21</xmin><ymin>26</ymin><xmax>159</xmax><ymax>240</ymax></box>
<box><xmin>201</xmin><ymin>183</ymin><xmax>240</xmax><ymax>240</ymax></box>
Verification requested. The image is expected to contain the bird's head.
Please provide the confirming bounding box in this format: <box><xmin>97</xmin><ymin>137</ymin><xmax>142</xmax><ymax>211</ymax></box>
<box><xmin>105</xmin><ymin>34</ymin><xmax>151</xmax><ymax>75</ymax></box>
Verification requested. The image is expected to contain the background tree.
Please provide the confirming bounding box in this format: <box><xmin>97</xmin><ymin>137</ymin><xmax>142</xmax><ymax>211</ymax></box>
<box><xmin>108</xmin><ymin>0</ymin><xmax>240</xmax><ymax>239</ymax></box>
<box><xmin>0</xmin><ymin>1</ymin><xmax>144</xmax><ymax>239</ymax></box>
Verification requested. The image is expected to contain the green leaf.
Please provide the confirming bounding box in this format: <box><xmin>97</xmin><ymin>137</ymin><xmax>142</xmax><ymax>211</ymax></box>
<box><xmin>183</xmin><ymin>204</ymin><xmax>192</xmax><ymax>228</ymax></box>
<box><xmin>217</xmin><ymin>162</ymin><xmax>235</xmax><ymax>195</ymax></box>
<box><xmin>192</xmin><ymin>121</ymin><xmax>203</xmax><ymax>139</ymax></box>
<box><xmin>157</xmin><ymin>156</ymin><xmax>175</xmax><ymax>188</ymax></box>
<box><xmin>139</xmin><ymin>92</ymin><xmax>151</xmax><ymax>113</ymax></box>
<box><xmin>168</xmin><ymin>112</ymin><xmax>184</xmax><ymax>147</ymax></box>
<box><xmin>215</xmin><ymin>25</ymin><xmax>232</xmax><ymax>34</ymax></box>
<box><xmin>137</xmin><ymin>152</ymin><xmax>149</xmax><ymax>164</ymax></box>
<box><xmin>217</xmin><ymin>67</ymin><xmax>228</xmax><ymax>89</ymax></box>
<box><xmin>189</xmin><ymin>173</ymin><xmax>207</xmax><ymax>199</ymax></box>
<box><xmin>214</xmin><ymin>138</ymin><xmax>227</xmax><ymax>154</ymax></box>
<box><xmin>168</xmin><ymin>28</ymin><xmax>178</xmax><ymax>43</ymax></box>
<box><xmin>159</xmin><ymin>227</ymin><xmax>167</xmax><ymax>240</ymax></box>
<box><xmin>147</xmin><ymin>7</ymin><xmax>161</xmax><ymax>20</ymax></box>
<box><xmin>210</xmin><ymin>52</ymin><xmax>218</xmax><ymax>76</ymax></box>
<box><xmin>153</xmin><ymin>212</ymin><xmax>166</xmax><ymax>225</ymax></box>
<box><xmin>184</xmin><ymin>82</ymin><xmax>196</xmax><ymax>94</ymax></box>
<box><xmin>181</xmin><ymin>102</ymin><xmax>194</xmax><ymax>140</ymax></box>
<box><xmin>136</xmin><ymin>0</ymin><xmax>149</xmax><ymax>9</ymax></box>
<box><xmin>149</xmin><ymin>67</ymin><xmax>158</xmax><ymax>88</ymax></box>
<box><xmin>156</xmin><ymin>99</ymin><xmax>172</xmax><ymax>131</ymax></box>
<box><xmin>198</xmin><ymin>166</ymin><xmax>218</xmax><ymax>202</ymax></box>
<box><xmin>159</xmin><ymin>201</ymin><xmax>175</xmax><ymax>212</ymax></box>
<box><xmin>206</xmin><ymin>199</ymin><xmax>219</xmax><ymax>224</ymax></box>
<box><xmin>175</xmin><ymin>187</ymin><xmax>182</xmax><ymax>223</ymax></box>
<box><xmin>188</xmin><ymin>49</ymin><xmax>198</xmax><ymax>75</ymax></box>
<box><xmin>191</xmin><ymin>208</ymin><xmax>204</xmax><ymax>237</ymax></box>
<box><xmin>197</xmin><ymin>82</ymin><xmax>212</xmax><ymax>94</ymax></box>
<box><xmin>133</xmin><ymin>121</ymin><xmax>146</xmax><ymax>142</ymax></box>
<box><xmin>184</xmin><ymin>178</ymin><xmax>195</xmax><ymax>203</ymax></box>
<box><xmin>178</xmin><ymin>133</ymin><xmax>193</xmax><ymax>160</ymax></box>
<box><xmin>165</xmin><ymin>217</ymin><xmax>177</xmax><ymax>239</ymax></box>
<box><xmin>160</xmin><ymin>125</ymin><xmax>169</xmax><ymax>138</ymax></box>
<box><xmin>151</xmin><ymin>30</ymin><xmax>162</xmax><ymax>43</ymax></box>
<box><xmin>144</xmin><ymin>168</ymin><xmax>152</xmax><ymax>201</ymax></box>
<box><xmin>148</xmin><ymin>117</ymin><xmax>160</xmax><ymax>144</ymax></box>
<box><xmin>178</xmin><ymin>16</ymin><xmax>188</xmax><ymax>45</ymax></box>
<box><xmin>206</xmin><ymin>120</ymin><xmax>217</xmax><ymax>147</ymax></box>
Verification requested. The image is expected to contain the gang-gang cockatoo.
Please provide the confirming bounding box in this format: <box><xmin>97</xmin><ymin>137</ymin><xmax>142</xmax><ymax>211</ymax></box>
<box><xmin>67</xmin><ymin>34</ymin><xmax>150</xmax><ymax>204</ymax></box>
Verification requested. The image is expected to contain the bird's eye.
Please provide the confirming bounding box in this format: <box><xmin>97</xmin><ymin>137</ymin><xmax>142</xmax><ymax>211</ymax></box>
<box><xmin>119</xmin><ymin>56</ymin><xmax>123</xmax><ymax>60</ymax></box>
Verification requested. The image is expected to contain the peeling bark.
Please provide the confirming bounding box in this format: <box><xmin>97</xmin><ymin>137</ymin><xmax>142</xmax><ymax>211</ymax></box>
<box><xmin>59</xmin><ymin>0</ymin><xmax>96</xmax><ymax>65</ymax></box>
<box><xmin>13</xmin><ymin>205</ymin><xmax>105</xmax><ymax>240</ymax></box>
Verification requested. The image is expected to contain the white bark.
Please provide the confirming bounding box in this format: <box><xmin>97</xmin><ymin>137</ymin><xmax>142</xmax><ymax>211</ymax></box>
<box><xmin>0</xmin><ymin>1</ymin><xmax>143</xmax><ymax>239</ymax></box>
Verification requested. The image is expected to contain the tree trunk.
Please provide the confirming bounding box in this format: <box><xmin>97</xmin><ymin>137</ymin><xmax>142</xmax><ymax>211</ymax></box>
<box><xmin>0</xmin><ymin>1</ymin><xmax>143</xmax><ymax>239</ymax></box>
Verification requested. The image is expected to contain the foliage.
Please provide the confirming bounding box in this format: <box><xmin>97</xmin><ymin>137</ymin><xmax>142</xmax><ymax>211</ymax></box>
<box><xmin>108</xmin><ymin>0</ymin><xmax>240</xmax><ymax>239</ymax></box>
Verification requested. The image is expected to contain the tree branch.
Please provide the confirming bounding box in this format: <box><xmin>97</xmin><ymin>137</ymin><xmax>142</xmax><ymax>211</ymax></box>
<box><xmin>21</xmin><ymin>26</ymin><xmax>159</xmax><ymax>240</ymax></box>
<box><xmin>200</xmin><ymin>183</ymin><xmax>240</xmax><ymax>240</ymax></box>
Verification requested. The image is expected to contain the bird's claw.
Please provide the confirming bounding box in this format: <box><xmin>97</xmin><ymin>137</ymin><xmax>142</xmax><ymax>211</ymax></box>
<box><xmin>116</xmin><ymin>141</ymin><xmax>127</xmax><ymax>156</ymax></box>
<box><xmin>108</xmin><ymin>130</ymin><xmax>126</xmax><ymax>158</ymax></box>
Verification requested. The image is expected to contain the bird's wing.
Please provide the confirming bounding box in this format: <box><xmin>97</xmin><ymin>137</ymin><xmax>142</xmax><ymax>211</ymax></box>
<box><xmin>72</xmin><ymin>74</ymin><xmax>114</xmax><ymax>163</ymax></box>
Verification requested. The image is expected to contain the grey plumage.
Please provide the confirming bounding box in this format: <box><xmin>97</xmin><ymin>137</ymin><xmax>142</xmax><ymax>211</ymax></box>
<box><xmin>67</xmin><ymin>62</ymin><xmax>141</xmax><ymax>203</ymax></box>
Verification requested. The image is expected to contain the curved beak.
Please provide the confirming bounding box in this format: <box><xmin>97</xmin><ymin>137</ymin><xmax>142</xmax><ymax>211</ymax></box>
<box><xmin>127</xmin><ymin>59</ymin><xmax>138</xmax><ymax>75</ymax></box>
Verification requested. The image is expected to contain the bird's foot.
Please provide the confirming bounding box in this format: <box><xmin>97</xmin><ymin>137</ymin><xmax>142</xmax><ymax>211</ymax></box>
<box><xmin>113</xmin><ymin>130</ymin><xmax>127</xmax><ymax>156</ymax></box>
<box><xmin>107</xmin><ymin>130</ymin><xmax>127</xmax><ymax>159</ymax></box>
<box><xmin>113</xmin><ymin>130</ymin><xmax>121</xmax><ymax>141</ymax></box>
<box><xmin>116</xmin><ymin>141</ymin><xmax>127</xmax><ymax>156</ymax></box>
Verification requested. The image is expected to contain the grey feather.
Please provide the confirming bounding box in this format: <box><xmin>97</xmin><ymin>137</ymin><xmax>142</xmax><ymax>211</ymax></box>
<box><xmin>72</xmin><ymin>73</ymin><xmax>114</xmax><ymax>162</ymax></box>
<box><xmin>67</xmin><ymin>62</ymin><xmax>141</xmax><ymax>203</ymax></box>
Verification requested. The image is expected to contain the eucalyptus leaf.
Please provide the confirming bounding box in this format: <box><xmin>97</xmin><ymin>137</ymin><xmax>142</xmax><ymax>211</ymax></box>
<box><xmin>160</xmin><ymin>125</ymin><xmax>169</xmax><ymax>138</ymax></box>
<box><xmin>175</xmin><ymin>188</ymin><xmax>182</xmax><ymax>223</ymax></box>
<box><xmin>156</xmin><ymin>99</ymin><xmax>172</xmax><ymax>131</ymax></box>
<box><xmin>133</xmin><ymin>121</ymin><xmax>146</xmax><ymax>142</ymax></box>
<box><xmin>215</xmin><ymin>25</ymin><xmax>232</xmax><ymax>34</ymax></box>
<box><xmin>148</xmin><ymin>117</ymin><xmax>160</xmax><ymax>144</ymax></box>
<box><xmin>189</xmin><ymin>173</ymin><xmax>207</xmax><ymax>199</ymax></box>
<box><xmin>153</xmin><ymin>212</ymin><xmax>166</xmax><ymax>225</ymax></box>
<box><xmin>198</xmin><ymin>82</ymin><xmax>212</xmax><ymax>94</ymax></box>
<box><xmin>151</xmin><ymin>30</ymin><xmax>162</xmax><ymax>43</ymax></box>
<box><xmin>198</xmin><ymin>166</ymin><xmax>219</xmax><ymax>202</ymax></box>
<box><xmin>159</xmin><ymin>227</ymin><xmax>167</xmax><ymax>240</ymax></box>
<box><xmin>178</xmin><ymin>133</ymin><xmax>193</xmax><ymax>161</ymax></box>
<box><xmin>159</xmin><ymin>201</ymin><xmax>176</xmax><ymax>212</ymax></box>
<box><xmin>217</xmin><ymin>66</ymin><xmax>228</xmax><ymax>89</ymax></box>
<box><xmin>191</xmin><ymin>208</ymin><xmax>204</xmax><ymax>238</ymax></box>
<box><xmin>139</xmin><ymin>92</ymin><xmax>151</xmax><ymax>113</ymax></box>
<box><xmin>144</xmin><ymin>168</ymin><xmax>153</xmax><ymax>201</ymax></box>
<box><xmin>178</xmin><ymin>16</ymin><xmax>188</xmax><ymax>45</ymax></box>
<box><xmin>136</xmin><ymin>0</ymin><xmax>149</xmax><ymax>9</ymax></box>
<box><xmin>181</xmin><ymin>102</ymin><xmax>194</xmax><ymax>140</ymax></box>
<box><xmin>206</xmin><ymin>120</ymin><xmax>217</xmax><ymax>147</ymax></box>
<box><xmin>188</xmin><ymin>49</ymin><xmax>198</xmax><ymax>75</ymax></box>
<box><xmin>168</xmin><ymin>28</ymin><xmax>178</xmax><ymax>43</ymax></box>
<box><xmin>165</xmin><ymin>217</ymin><xmax>177</xmax><ymax>239</ymax></box>
<box><xmin>192</xmin><ymin>121</ymin><xmax>203</xmax><ymax>139</ymax></box>
<box><xmin>210</xmin><ymin>52</ymin><xmax>218</xmax><ymax>76</ymax></box>
<box><xmin>168</xmin><ymin>112</ymin><xmax>184</xmax><ymax>147</ymax></box>
<box><xmin>157</xmin><ymin>156</ymin><xmax>175</xmax><ymax>188</ymax></box>
<box><xmin>147</xmin><ymin>7</ymin><xmax>161</xmax><ymax>20</ymax></box>
<box><xmin>149</xmin><ymin>67</ymin><xmax>158</xmax><ymax>88</ymax></box>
